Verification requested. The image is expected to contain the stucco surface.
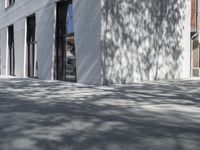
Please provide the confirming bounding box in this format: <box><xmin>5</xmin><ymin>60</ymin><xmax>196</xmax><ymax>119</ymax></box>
<box><xmin>101</xmin><ymin>0</ymin><xmax>191</xmax><ymax>84</ymax></box>
<box><xmin>14</xmin><ymin>19</ymin><xmax>26</xmax><ymax>77</ymax></box>
<box><xmin>0</xmin><ymin>28</ymin><xmax>7</xmax><ymax>75</ymax></box>
<box><xmin>0</xmin><ymin>0</ymin><xmax>192</xmax><ymax>85</ymax></box>
<box><xmin>74</xmin><ymin>0</ymin><xmax>101</xmax><ymax>85</ymax></box>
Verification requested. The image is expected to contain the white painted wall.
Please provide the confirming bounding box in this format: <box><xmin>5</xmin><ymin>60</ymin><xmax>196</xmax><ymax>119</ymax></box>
<box><xmin>0</xmin><ymin>28</ymin><xmax>7</xmax><ymax>75</ymax></box>
<box><xmin>101</xmin><ymin>0</ymin><xmax>191</xmax><ymax>84</ymax></box>
<box><xmin>0</xmin><ymin>0</ymin><xmax>57</xmax><ymax>80</ymax></box>
<box><xmin>14</xmin><ymin>19</ymin><xmax>26</xmax><ymax>77</ymax></box>
<box><xmin>0</xmin><ymin>0</ymin><xmax>102</xmax><ymax>84</ymax></box>
<box><xmin>0</xmin><ymin>0</ymin><xmax>191</xmax><ymax>85</ymax></box>
<box><xmin>36</xmin><ymin>4</ymin><xmax>55</xmax><ymax>80</ymax></box>
<box><xmin>74</xmin><ymin>0</ymin><xmax>101</xmax><ymax>85</ymax></box>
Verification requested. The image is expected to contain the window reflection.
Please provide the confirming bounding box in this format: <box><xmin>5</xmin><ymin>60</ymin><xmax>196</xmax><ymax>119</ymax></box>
<box><xmin>56</xmin><ymin>1</ymin><xmax>76</xmax><ymax>82</ymax></box>
<box><xmin>66</xmin><ymin>4</ymin><xmax>74</xmax><ymax>34</ymax></box>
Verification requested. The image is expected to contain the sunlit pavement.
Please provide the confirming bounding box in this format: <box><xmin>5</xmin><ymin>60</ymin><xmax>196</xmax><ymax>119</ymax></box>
<box><xmin>0</xmin><ymin>77</ymin><xmax>200</xmax><ymax>150</ymax></box>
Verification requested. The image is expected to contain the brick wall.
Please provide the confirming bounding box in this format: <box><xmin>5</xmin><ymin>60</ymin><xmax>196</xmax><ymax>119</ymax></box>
<box><xmin>191</xmin><ymin>0</ymin><xmax>197</xmax><ymax>32</ymax></box>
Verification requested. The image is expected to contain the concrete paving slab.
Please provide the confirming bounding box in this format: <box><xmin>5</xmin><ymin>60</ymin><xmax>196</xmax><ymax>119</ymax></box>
<box><xmin>0</xmin><ymin>77</ymin><xmax>200</xmax><ymax>150</ymax></box>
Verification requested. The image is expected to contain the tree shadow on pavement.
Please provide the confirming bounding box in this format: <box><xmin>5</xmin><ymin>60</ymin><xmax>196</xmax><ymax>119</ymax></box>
<box><xmin>0</xmin><ymin>78</ymin><xmax>200</xmax><ymax>150</ymax></box>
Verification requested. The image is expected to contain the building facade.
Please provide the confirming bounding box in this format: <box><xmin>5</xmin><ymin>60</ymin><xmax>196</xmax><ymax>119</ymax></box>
<box><xmin>0</xmin><ymin>0</ymin><xmax>191</xmax><ymax>85</ymax></box>
<box><xmin>191</xmin><ymin>0</ymin><xmax>200</xmax><ymax>77</ymax></box>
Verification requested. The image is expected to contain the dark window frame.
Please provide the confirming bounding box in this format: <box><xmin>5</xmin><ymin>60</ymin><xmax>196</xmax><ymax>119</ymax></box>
<box><xmin>5</xmin><ymin>0</ymin><xmax>15</xmax><ymax>8</ymax></box>
<box><xmin>8</xmin><ymin>25</ymin><xmax>15</xmax><ymax>76</ymax></box>
<box><xmin>27</xmin><ymin>14</ymin><xmax>38</xmax><ymax>78</ymax></box>
<box><xmin>54</xmin><ymin>0</ymin><xmax>77</xmax><ymax>82</ymax></box>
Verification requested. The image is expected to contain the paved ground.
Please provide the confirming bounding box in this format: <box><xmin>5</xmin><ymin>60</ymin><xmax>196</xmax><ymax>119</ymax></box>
<box><xmin>0</xmin><ymin>77</ymin><xmax>200</xmax><ymax>150</ymax></box>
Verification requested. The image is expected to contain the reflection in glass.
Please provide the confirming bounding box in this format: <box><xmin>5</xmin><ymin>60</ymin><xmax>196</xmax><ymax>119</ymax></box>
<box><xmin>56</xmin><ymin>1</ymin><xmax>76</xmax><ymax>82</ymax></box>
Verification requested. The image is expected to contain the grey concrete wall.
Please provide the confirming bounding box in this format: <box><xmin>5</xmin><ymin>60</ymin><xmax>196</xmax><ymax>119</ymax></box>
<box><xmin>14</xmin><ymin>19</ymin><xmax>26</xmax><ymax>77</ymax></box>
<box><xmin>74</xmin><ymin>0</ymin><xmax>101</xmax><ymax>85</ymax></box>
<box><xmin>36</xmin><ymin>4</ymin><xmax>55</xmax><ymax>80</ymax></box>
<box><xmin>101</xmin><ymin>0</ymin><xmax>191</xmax><ymax>84</ymax></box>
<box><xmin>0</xmin><ymin>28</ymin><xmax>7</xmax><ymax>75</ymax></box>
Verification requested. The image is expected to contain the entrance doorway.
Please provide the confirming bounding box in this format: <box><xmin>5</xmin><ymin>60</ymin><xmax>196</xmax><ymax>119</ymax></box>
<box><xmin>55</xmin><ymin>0</ymin><xmax>76</xmax><ymax>82</ymax></box>
<box><xmin>8</xmin><ymin>25</ymin><xmax>15</xmax><ymax>76</ymax></box>
<box><xmin>27</xmin><ymin>15</ymin><xmax>38</xmax><ymax>78</ymax></box>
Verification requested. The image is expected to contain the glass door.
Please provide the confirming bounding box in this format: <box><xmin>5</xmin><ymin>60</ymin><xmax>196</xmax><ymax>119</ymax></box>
<box><xmin>27</xmin><ymin>15</ymin><xmax>38</xmax><ymax>78</ymax></box>
<box><xmin>56</xmin><ymin>0</ymin><xmax>76</xmax><ymax>82</ymax></box>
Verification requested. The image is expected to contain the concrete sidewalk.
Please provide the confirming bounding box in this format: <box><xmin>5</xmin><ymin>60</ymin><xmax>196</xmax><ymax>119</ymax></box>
<box><xmin>0</xmin><ymin>77</ymin><xmax>200</xmax><ymax>150</ymax></box>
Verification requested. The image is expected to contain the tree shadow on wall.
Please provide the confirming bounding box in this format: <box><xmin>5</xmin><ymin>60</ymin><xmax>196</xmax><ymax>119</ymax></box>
<box><xmin>102</xmin><ymin>0</ymin><xmax>187</xmax><ymax>84</ymax></box>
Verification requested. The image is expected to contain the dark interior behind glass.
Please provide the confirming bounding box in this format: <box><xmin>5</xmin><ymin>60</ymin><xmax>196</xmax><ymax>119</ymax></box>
<box><xmin>55</xmin><ymin>0</ymin><xmax>76</xmax><ymax>82</ymax></box>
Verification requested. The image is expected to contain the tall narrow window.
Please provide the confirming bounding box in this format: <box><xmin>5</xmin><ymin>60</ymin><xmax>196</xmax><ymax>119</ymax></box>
<box><xmin>55</xmin><ymin>0</ymin><xmax>76</xmax><ymax>82</ymax></box>
<box><xmin>8</xmin><ymin>25</ymin><xmax>15</xmax><ymax>76</ymax></box>
<box><xmin>27</xmin><ymin>15</ymin><xmax>37</xmax><ymax>78</ymax></box>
